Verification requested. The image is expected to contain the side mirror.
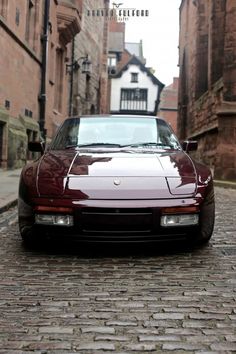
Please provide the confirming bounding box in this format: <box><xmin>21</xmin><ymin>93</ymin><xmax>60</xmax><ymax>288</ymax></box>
<box><xmin>182</xmin><ymin>140</ymin><xmax>198</xmax><ymax>153</ymax></box>
<box><xmin>28</xmin><ymin>141</ymin><xmax>45</xmax><ymax>155</ymax></box>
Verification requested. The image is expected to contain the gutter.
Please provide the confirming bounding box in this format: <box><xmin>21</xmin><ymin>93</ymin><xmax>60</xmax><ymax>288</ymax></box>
<box><xmin>39</xmin><ymin>0</ymin><xmax>50</xmax><ymax>141</ymax></box>
<box><xmin>69</xmin><ymin>37</ymin><xmax>75</xmax><ymax>117</ymax></box>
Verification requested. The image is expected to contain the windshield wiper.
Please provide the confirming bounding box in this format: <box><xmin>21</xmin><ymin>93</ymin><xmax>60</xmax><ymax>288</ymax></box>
<box><xmin>121</xmin><ymin>142</ymin><xmax>176</xmax><ymax>149</ymax></box>
<box><xmin>77</xmin><ymin>143</ymin><xmax>123</xmax><ymax>148</ymax></box>
<box><xmin>65</xmin><ymin>142</ymin><xmax>180</xmax><ymax>150</ymax></box>
<box><xmin>65</xmin><ymin>144</ymin><xmax>79</xmax><ymax>149</ymax></box>
<box><xmin>65</xmin><ymin>143</ymin><xmax>122</xmax><ymax>149</ymax></box>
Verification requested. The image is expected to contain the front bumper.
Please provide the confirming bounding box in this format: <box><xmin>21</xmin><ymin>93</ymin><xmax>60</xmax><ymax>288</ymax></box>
<box><xmin>26</xmin><ymin>197</ymin><xmax>202</xmax><ymax>243</ymax></box>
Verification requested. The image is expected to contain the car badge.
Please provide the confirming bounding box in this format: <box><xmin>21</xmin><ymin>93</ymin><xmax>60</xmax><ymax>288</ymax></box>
<box><xmin>114</xmin><ymin>179</ymin><xmax>121</xmax><ymax>186</ymax></box>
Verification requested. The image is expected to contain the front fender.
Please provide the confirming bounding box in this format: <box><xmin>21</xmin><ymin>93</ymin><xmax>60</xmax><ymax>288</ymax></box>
<box><xmin>19</xmin><ymin>161</ymin><xmax>39</xmax><ymax>202</ymax></box>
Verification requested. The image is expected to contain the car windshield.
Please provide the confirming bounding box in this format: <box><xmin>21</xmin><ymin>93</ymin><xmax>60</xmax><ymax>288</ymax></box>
<box><xmin>50</xmin><ymin>116</ymin><xmax>181</xmax><ymax>151</ymax></box>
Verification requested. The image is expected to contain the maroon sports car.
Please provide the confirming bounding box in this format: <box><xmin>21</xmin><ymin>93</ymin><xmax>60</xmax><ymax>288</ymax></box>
<box><xmin>18</xmin><ymin>115</ymin><xmax>215</xmax><ymax>245</ymax></box>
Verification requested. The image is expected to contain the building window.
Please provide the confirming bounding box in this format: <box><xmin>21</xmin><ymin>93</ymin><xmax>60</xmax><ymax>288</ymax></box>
<box><xmin>120</xmin><ymin>88</ymin><xmax>147</xmax><ymax>111</ymax></box>
<box><xmin>5</xmin><ymin>100</ymin><xmax>10</xmax><ymax>110</ymax></box>
<box><xmin>107</xmin><ymin>56</ymin><xmax>117</xmax><ymax>68</ymax></box>
<box><xmin>195</xmin><ymin>35</ymin><xmax>208</xmax><ymax>98</ymax></box>
<box><xmin>195</xmin><ymin>2</ymin><xmax>209</xmax><ymax>99</ymax></box>
<box><xmin>179</xmin><ymin>50</ymin><xmax>188</xmax><ymax>139</ymax></box>
<box><xmin>15</xmin><ymin>7</ymin><xmax>20</xmax><ymax>25</ymax></box>
<box><xmin>107</xmin><ymin>56</ymin><xmax>117</xmax><ymax>75</ymax></box>
<box><xmin>131</xmin><ymin>73</ymin><xmax>138</xmax><ymax>83</ymax></box>
<box><xmin>24</xmin><ymin>108</ymin><xmax>33</xmax><ymax>117</ymax></box>
<box><xmin>49</xmin><ymin>43</ymin><xmax>55</xmax><ymax>85</ymax></box>
<box><xmin>54</xmin><ymin>48</ymin><xmax>64</xmax><ymax>112</ymax></box>
<box><xmin>0</xmin><ymin>0</ymin><xmax>8</xmax><ymax>18</ymax></box>
<box><xmin>0</xmin><ymin>122</ymin><xmax>4</xmax><ymax>167</ymax></box>
<box><xmin>25</xmin><ymin>0</ymin><xmax>36</xmax><ymax>47</ymax></box>
<box><xmin>26</xmin><ymin>129</ymin><xmax>37</xmax><ymax>160</ymax></box>
<box><xmin>85</xmin><ymin>74</ymin><xmax>90</xmax><ymax>101</ymax></box>
<box><xmin>210</xmin><ymin>0</ymin><xmax>226</xmax><ymax>85</ymax></box>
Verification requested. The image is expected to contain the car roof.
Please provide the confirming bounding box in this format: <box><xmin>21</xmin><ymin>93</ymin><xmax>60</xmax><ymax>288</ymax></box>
<box><xmin>65</xmin><ymin>115</ymin><xmax>167</xmax><ymax>123</ymax></box>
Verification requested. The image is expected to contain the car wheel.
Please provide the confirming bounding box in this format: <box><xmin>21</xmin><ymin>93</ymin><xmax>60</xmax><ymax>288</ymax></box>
<box><xmin>18</xmin><ymin>219</ymin><xmax>37</xmax><ymax>245</ymax></box>
<box><xmin>18</xmin><ymin>197</ymin><xmax>37</xmax><ymax>246</ymax></box>
<box><xmin>195</xmin><ymin>189</ymin><xmax>215</xmax><ymax>246</ymax></box>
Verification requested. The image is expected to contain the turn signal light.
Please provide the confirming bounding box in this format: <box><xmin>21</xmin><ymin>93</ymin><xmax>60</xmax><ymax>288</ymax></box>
<box><xmin>34</xmin><ymin>206</ymin><xmax>73</xmax><ymax>213</ymax></box>
<box><xmin>161</xmin><ymin>206</ymin><xmax>199</xmax><ymax>214</ymax></box>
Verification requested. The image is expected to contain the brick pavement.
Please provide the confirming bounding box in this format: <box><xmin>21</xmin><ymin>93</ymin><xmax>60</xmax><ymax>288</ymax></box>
<box><xmin>0</xmin><ymin>187</ymin><xmax>235</xmax><ymax>353</ymax></box>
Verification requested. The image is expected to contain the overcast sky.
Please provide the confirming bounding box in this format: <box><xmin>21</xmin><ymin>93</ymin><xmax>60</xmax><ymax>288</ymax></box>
<box><xmin>119</xmin><ymin>0</ymin><xmax>181</xmax><ymax>86</ymax></box>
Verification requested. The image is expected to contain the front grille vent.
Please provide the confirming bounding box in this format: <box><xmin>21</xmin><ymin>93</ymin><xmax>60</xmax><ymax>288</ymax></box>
<box><xmin>80</xmin><ymin>207</ymin><xmax>153</xmax><ymax>235</ymax></box>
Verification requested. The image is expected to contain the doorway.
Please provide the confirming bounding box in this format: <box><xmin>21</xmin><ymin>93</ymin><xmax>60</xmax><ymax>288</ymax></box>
<box><xmin>0</xmin><ymin>122</ymin><xmax>4</xmax><ymax>167</ymax></box>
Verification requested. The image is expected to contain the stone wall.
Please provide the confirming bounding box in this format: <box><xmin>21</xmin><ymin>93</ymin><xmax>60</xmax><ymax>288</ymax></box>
<box><xmin>178</xmin><ymin>0</ymin><xmax>236</xmax><ymax>180</ymax></box>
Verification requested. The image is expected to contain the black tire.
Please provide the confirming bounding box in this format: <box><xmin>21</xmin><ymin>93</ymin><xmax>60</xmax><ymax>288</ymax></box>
<box><xmin>18</xmin><ymin>197</ymin><xmax>38</xmax><ymax>247</ymax></box>
<box><xmin>195</xmin><ymin>188</ymin><xmax>215</xmax><ymax>246</ymax></box>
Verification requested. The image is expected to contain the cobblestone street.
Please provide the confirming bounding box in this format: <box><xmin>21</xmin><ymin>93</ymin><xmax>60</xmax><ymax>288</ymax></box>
<box><xmin>0</xmin><ymin>187</ymin><xmax>235</xmax><ymax>353</ymax></box>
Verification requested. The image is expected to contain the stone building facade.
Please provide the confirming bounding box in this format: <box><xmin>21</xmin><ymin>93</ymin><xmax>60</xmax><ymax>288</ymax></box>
<box><xmin>70</xmin><ymin>0</ymin><xmax>110</xmax><ymax>116</ymax></box>
<box><xmin>0</xmin><ymin>0</ymin><xmax>82</xmax><ymax>168</ymax></box>
<box><xmin>107</xmin><ymin>19</ymin><xmax>164</xmax><ymax>116</ymax></box>
<box><xmin>178</xmin><ymin>0</ymin><xmax>236</xmax><ymax>180</ymax></box>
<box><xmin>1</xmin><ymin>0</ymin><xmax>42</xmax><ymax>168</ymax></box>
<box><xmin>110</xmin><ymin>55</ymin><xmax>164</xmax><ymax>116</ymax></box>
<box><xmin>0</xmin><ymin>0</ymin><xmax>110</xmax><ymax>169</ymax></box>
<box><xmin>45</xmin><ymin>0</ymin><xmax>82</xmax><ymax>138</ymax></box>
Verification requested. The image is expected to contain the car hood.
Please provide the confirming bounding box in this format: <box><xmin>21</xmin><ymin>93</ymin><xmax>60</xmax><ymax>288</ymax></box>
<box><xmin>37</xmin><ymin>150</ymin><xmax>197</xmax><ymax>199</ymax></box>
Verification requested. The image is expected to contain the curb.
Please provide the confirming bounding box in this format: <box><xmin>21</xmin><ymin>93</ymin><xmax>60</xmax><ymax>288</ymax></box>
<box><xmin>0</xmin><ymin>198</ymin><xmax>18</xmax><ymax>214</ymax></box>
<box><xmin>214</xmin><ymin>180</ymin><xmax>236</xmax><ymax>190</ymax></box>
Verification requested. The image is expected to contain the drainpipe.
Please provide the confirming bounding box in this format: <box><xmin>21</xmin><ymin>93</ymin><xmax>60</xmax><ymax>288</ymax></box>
<box><xmin>39</xmin><ymin>0</ymin><xmax>50</xmax><ymax>141</ymax></box>
<box><xmin>69</xmin><ymin>37</ymin><xmax>75</xmax><ymax>117</ymax></box>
